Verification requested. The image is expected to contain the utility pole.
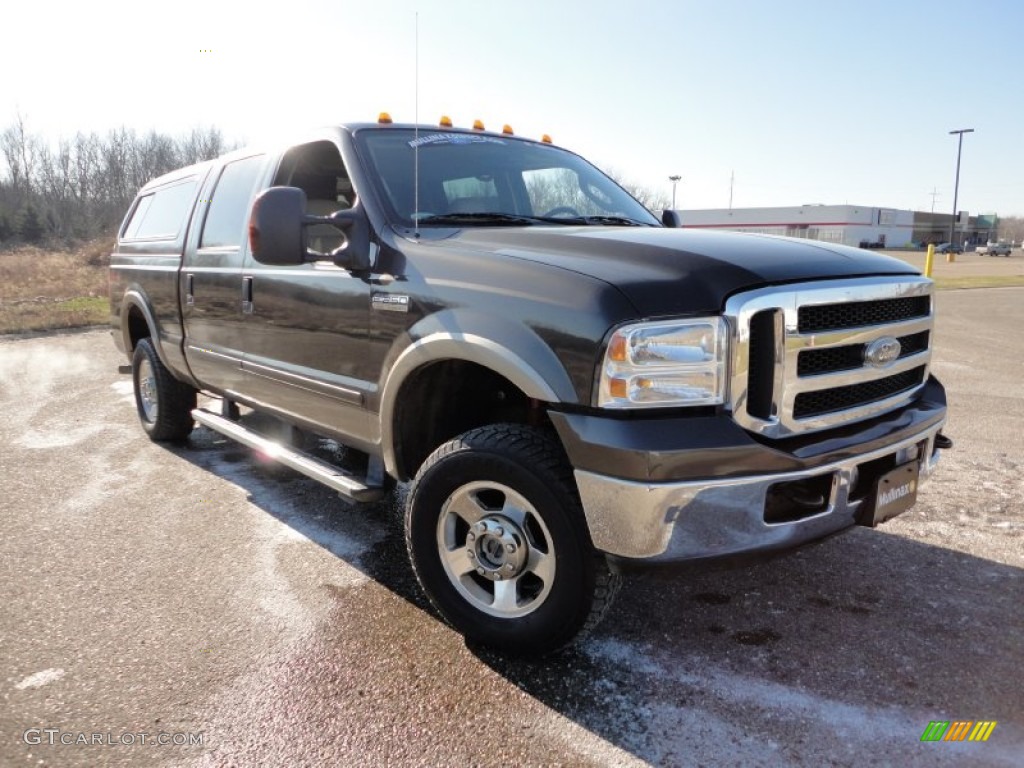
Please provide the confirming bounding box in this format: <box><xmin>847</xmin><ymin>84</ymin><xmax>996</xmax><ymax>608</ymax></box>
<box><xmin>948</xmin><ymin>128</ymin><xmax>974</xmax><ymax>247</ymax></box>
<box><xmin>929</xmin><ymin>187</ymin><xmax>940</xmax><ymax>213</ymax></box>
<box><xmin>729</xmin><ymin>170</ymin><xmax>734</xmax><ymax>211</ymax></box>
<box><xmin>669</xmin><ymin>175</ymin><xmax>681</xmax><ymax>209</ymax></box>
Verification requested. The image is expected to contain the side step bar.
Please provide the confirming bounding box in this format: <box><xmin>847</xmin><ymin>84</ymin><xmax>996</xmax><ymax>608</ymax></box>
<box><xmin>191</xmin><ymin>408</ymin><xmax>385</xmax><ymax>503</ymax></box>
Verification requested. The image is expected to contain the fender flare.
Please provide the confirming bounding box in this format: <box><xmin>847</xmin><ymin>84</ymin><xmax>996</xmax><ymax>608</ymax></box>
<box><xmin>378</xmin><ymin>311</ymin><xmax>581</xmax><ymax>477</ymax></box>
<box><xmin>119</xmin><ymin>289</ymin><xmax>180</xmax><ymax>374</ymax></box>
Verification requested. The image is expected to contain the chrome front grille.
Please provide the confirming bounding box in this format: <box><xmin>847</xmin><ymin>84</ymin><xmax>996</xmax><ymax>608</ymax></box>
<box><xmin>797</xmin><ymin>295</ymin><xmax>931</xmax><ymax>333</ymax></box>
<box><xmin>726</xmin><ymin>276</ymin><xmax>934</xmax><ymax>438</ymax></box>
<box><xmin>797</xmin><ymin>330</ymin><xmax>929</xmax><ymax>376</ymax></box>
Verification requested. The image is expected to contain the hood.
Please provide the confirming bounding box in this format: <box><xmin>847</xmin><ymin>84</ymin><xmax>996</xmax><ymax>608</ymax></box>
<box><xmin>452</xmin><ymin>227</ymin><xmax>920</xmax><ymax>316</ymax></box>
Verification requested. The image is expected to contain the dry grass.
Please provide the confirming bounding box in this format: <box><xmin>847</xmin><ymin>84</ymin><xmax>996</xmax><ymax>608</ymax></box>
<box><xmin>0</xmin><ymin>240</ymin><xmax>112</xmax><ymax>334</ymax></box>
<box><xmin>931</xmin><ymin>275</ymin><xmax>1024</xmax><ymax>291</ymax></box>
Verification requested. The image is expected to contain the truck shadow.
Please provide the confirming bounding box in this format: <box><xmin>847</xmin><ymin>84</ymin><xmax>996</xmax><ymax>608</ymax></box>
<box><xmin>166</xmin><ymin>425</ymin><xmax>1023</xmax><ymax>763</ymax></box>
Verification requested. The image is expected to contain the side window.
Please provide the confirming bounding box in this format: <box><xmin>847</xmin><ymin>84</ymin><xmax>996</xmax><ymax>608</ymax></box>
<box><xmin>121</xmin><ymin>180</ymin><xmax>197</xmax><ymax>241</ymax></box>
<box><xmin>272</xmin><ymin>141</ymin><xmax>353</xmax><ymax>255</ymax></box>
<box><xmin>200</xmin><ymin>155</ymin><xmax>265</xmax><ymax>249</ymax></box>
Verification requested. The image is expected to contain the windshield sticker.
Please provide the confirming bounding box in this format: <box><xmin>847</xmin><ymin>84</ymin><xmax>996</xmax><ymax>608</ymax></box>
<box><xmin>408</xmin><ymin>133</ymin><xmax>507</xmax><ymax>148</ymax></box>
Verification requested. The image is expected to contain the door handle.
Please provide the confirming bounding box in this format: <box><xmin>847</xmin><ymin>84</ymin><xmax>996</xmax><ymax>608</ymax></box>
<box><xmin>185</xmin><ymin>273</ymin><xmax>194</xmax><ymax>306</ymax></box>
<box><xmin>242</xmin><ymin>276</ymin><xmax>253</xmax><ymax>314</ymax></box>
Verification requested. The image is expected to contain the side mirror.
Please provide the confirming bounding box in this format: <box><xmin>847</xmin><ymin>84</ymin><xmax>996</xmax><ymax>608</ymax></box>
<box><xmin>249</xmin><ymin>187</ymin><xmax>306</xmax><ymax>265</ymax></box>
<box><xmin>662</xmin><ymin>209</ymin><xmax>682</xmax><ymax>228</ymax></box>
<box><xmin>249</xmin><ymin>187</ymin><xmax>372</xmax><ymax>271</ymax></box>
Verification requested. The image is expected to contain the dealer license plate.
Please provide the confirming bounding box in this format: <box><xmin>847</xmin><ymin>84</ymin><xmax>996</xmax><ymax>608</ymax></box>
<box><xmin>868</xmin><ymin>462</ymin><xmax>920</xmax><ymax>526</ymax></box>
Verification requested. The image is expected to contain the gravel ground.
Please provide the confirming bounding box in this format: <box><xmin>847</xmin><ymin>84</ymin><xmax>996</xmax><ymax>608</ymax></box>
<box><xmin>0</xmin><ymin>287</ymin><xmax>1021</xmax><ymax>767</ymax></box>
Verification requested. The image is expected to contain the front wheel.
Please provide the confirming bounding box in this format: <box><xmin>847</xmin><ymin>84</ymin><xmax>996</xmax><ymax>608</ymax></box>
<box><xmin>405</xmin><ymin>424</ymin><xmax>619</xmax><ymax>655</ymax></box>
<box><xmin>132</xmin><ymin>338</ymin><xmax>197</xmax><ymax>441</ymax></box>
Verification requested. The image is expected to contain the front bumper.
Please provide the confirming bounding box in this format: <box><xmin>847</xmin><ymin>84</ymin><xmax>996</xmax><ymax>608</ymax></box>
<box><xmin>551</xmin><ymin>377</ymin><xmax>947</xmax><ymax>562</ymax></box>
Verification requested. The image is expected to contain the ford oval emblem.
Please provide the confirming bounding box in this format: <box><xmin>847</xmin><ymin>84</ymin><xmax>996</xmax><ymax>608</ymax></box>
<box><xmin>865</xmin><ymin>337</ymin><xmax>901</xmax><ymax>368</ymax></box>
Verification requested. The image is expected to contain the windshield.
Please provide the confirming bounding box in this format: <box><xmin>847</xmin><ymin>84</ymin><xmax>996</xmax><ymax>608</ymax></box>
<box><xmin>354</xmin><ymin>128</ymin><xmax>660</xmax><ymax>228</ymax></box>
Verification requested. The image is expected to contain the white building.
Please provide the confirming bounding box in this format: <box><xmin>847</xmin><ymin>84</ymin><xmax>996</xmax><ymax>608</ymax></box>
<box><xmin>678</xmin><ymin>205</ymin><xmax>915</xmax><ymax>248</ymax></box>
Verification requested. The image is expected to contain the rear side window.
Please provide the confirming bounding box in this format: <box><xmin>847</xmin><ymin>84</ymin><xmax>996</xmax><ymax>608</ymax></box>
<box><xmin>200</xmin><ymin>155</ymin><xmax>265</xmax><ymax>249</ymax></box>
<box><xmin>122</xmin><ymin>180</ymin><xmax>197</xmax><ymax>241</ymax></box>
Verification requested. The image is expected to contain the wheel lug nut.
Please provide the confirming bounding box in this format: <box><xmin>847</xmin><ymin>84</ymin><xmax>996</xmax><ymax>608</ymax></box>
<box><xmin>505</xmin><ymin>543</ymin><xmax>515</xmax><ymax>553</ymax></box>
<box><xmin>467</xmin><ymin>532</ymin><xmax>475</xmax><ymax>541</ymax></box>
<box><xmin>476</xmin><ymin>567</ymin><xmax>485</xmax><ymax>575</ymax></box>
<box><xmin>505</xmin><ymin>563</ymin><xmax>514</xmax><ymax>572</ymax></box>
<box><xmin>467</xmin><ymin>551</ymin><xmax>475</xmax><ymax>559</ymax></box>
<box><xmin>496</xmin><ymin>527</ymin><xmax>504</xmax><ymax>536</ymax></box>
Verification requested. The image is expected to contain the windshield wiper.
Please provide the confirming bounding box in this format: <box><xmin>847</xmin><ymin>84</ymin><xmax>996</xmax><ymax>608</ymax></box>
<box><xmin>525</xmin><ymin>214</ymin><xmax>653</xmax><ymax>227</ymax></box>
<box><xmin>578</xmin><ymin>215</ymin><xmax>652</xmax><ymax>226</ymax></box>
<box><xmin>417</xmin><ymin>212</ymin><xmax>561</xmax><ymax>227</ymax></box>
<box><xmin>416</xmin><ymin>212</ymin><xmax>653</xmax><ymax>228</ymax></box>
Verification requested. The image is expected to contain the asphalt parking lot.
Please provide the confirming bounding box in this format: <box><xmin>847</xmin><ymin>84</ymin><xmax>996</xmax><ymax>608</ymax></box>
<box><xmin>1</xmin><ymin>287</ymin><xmax>1021</xmax><ymax>767</ymax></box>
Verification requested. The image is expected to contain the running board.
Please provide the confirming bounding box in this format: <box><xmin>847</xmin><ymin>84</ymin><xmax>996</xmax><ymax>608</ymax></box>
<box><xmin>191</xmin><ymin>408</ymin><xmax>385</xmax><ymax>503</ymax></box>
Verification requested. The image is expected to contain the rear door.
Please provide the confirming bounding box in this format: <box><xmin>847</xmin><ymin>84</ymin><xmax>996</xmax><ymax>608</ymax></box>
<box><xmin>181</xmin><ymin>153</ymin><xmax>267</xmax><ymax>394</ymax></box>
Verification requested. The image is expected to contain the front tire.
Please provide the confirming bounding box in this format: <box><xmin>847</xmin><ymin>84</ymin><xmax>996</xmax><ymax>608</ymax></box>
<box><xmin>405</xmin><ymin>424</ymin><xmax>619</xmax><ymax>655</ymax></box>
<box><xmin>132</xmin><ymin>338</ymin><xmax>197</xmax><ymax>441</ymax></box>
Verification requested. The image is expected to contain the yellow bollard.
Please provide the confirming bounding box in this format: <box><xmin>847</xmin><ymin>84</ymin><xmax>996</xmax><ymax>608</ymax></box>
<box><xmin>925</xmin><ymin>244</ymin><xmax>935</xmax><ymax>277</ymax></box>
<box><xmin>946</xmin><ymin>250</ymin><xmax>956</xmax><ymax>263</ymax></box>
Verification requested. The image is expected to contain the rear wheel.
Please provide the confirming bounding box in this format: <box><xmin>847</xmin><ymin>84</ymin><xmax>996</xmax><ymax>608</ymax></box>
<box><xmin>405</xmin><ymin>424</ymin><xmax>619</xmax><ymax>655</ymax></box>
<box><xmin>132</xmin><ymin>338</ymin><xmax>197</xmax><ymax>441</ymax></box>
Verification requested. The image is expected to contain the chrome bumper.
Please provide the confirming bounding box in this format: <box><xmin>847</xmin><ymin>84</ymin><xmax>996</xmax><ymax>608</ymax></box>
<box><xmin>574</xmin><ymin>420</ymin><xmax>946</xmax><ymax>562</ymax></box>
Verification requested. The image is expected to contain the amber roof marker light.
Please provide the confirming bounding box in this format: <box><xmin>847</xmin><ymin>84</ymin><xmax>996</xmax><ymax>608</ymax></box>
<box><xmin>378</xmin><ymin>112</ymin><xmax>393</xmax><ymax>124</ymax></box>
<box><xmin>439</xmin><ymin>115</ymin><xmax>453</xmax><ymax>127</ymax></box>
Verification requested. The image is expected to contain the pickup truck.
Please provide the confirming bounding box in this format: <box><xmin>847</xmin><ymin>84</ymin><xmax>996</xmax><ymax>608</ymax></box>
<box><xmin>977</xmin><ymin>242</ymin><xmax>1012</xmax><ymax>256</ymax></box>
<box><xmin>110</xmin><ymin>117</ymin><xmax>950</xmax><ymax>655</ymax></box>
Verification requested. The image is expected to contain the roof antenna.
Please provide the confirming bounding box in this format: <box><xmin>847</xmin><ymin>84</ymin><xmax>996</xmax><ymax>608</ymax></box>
<box><xmin>414</xmin><ymin>12</ymin><xmax>420</xmax><ymax>239</ymax></box>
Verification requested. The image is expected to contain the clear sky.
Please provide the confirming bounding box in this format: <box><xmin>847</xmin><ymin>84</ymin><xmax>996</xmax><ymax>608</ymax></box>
<box><xmin>4</xmin><ymin>0</ymin><xmax>1021</xmax><ymax>215</ymax></box>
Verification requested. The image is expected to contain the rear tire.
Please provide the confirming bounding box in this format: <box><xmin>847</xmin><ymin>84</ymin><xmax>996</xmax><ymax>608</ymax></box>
<box><xmin>132</xmin><ymin>338</ymin><xmax>197</xmax><ymax>442</ymax></box>
<box><xmin>405</xmin><ymin>424</ymin><xmax>619</xmax><ymax>655</ymax></box>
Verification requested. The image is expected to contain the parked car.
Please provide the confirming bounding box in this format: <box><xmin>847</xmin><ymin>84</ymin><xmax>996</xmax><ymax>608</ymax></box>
<box><xmin>933</xmin><ymin>243</ymin><xmax>963</xmax><ymax>254</ymax></box>
<box><xmin>109</xmin><ymin>117</ymin><xmax>951</xmax><ymax>655</ymax></box>
<box><xmin>977</xmin><ymin>242</ymin><xmax>1012</xmax><ymax>257</ymax></box>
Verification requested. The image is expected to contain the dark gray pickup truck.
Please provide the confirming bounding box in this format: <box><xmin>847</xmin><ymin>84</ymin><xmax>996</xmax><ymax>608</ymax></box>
<box><xmin>110</xmin><ymin>118</ymin><xmax>949</xmax><ymax>654</ymax></box>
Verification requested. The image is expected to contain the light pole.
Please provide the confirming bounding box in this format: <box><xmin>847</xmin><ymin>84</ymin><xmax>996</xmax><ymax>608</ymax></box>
<box><xmin>668</xmin><ymin>175</ymin><xmax>681</xmax><ymax>209</ymax></box>
<box><xmin>948</xmin><ymin>128</ymin><xmax>974</xmax><ymax>248</ymax></box>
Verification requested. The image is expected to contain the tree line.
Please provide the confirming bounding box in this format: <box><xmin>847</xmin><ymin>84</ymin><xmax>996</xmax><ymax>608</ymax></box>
<box><xmin>0</xmin><ymin>115</ymin><xmax>228</xmax><ymax>245</ymax></box>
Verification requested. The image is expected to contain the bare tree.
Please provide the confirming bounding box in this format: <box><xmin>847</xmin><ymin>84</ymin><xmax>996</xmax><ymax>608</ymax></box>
<box><xmin>996</xmin><ymin>215</ymin><xmax>1024</xmax><ymax>244</ymax></box>
<box><xmin>0</xmin><ymin>112</ymin><xmax>38</xmax><ymax>199</ymax></box>
<box><xmin>179</xmin><ymin>126</ymin><xmax>226</xmax><ymax>166</ymax></box>
<box><xmin>604</xmin><ymin>168</ymin><xmax>670</xmax><ymax>212</ymax></box>
<box><xmin>0</xmin><ymin>119</ymin><xmax>235</xmax><ymax>244</ymax></box>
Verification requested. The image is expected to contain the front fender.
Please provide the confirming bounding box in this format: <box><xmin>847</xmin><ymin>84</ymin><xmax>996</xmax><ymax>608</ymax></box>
<box><xmin>378</xmin><ymin>309</ymin><xmax>581</xmax><ymax>476</ymax></box>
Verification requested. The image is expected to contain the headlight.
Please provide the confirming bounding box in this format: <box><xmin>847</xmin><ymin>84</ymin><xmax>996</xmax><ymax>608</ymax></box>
<box><xmin>598</xmin><ymin>317</ymin><xmax>728</xmax><ymax>408</ymax></box>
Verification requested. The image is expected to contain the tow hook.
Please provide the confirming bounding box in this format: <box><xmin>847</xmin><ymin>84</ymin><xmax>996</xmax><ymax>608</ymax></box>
<box><xmin>935</xmin><ymin>433</ymin><xmax>953</xmax><ymax>450</ymax></box>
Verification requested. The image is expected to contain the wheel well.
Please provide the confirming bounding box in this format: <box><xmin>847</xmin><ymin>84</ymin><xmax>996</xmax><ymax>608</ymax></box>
<box><xmin>392</xmin><ymin>360</ymin><xmax>550</xmax><ymax>481</ymax></box>
<box><xmin>127</xmin><ymin>305</ymin><xmax>150</xmax><ymax>350</ymax></box>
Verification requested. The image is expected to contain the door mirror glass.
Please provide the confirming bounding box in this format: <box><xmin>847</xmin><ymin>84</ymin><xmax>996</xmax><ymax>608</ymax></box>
<box><xmin>249</xmin><ymin>187</ymin><xmax>306</xmax><ymax>265</ymax></box>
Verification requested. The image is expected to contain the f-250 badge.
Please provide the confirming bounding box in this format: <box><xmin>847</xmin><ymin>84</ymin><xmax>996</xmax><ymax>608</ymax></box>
<box><xmin>372</xmin><ymin>293</ymin><xmax>410</xmax><ymax>313</ymax></box>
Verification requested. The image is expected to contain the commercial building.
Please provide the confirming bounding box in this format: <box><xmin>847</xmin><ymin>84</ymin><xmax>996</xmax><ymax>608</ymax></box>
<box><xmin>678</xmin><ymin>204</ymin><xmax>996</xmax><ymax>248</ymax></box>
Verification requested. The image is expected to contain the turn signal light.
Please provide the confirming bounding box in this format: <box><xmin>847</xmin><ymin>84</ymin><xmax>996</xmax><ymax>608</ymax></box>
<box><xmin>607</xmin><ymin>334</ymin><xmax>627</xmax><ymax>362</ymax></box>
